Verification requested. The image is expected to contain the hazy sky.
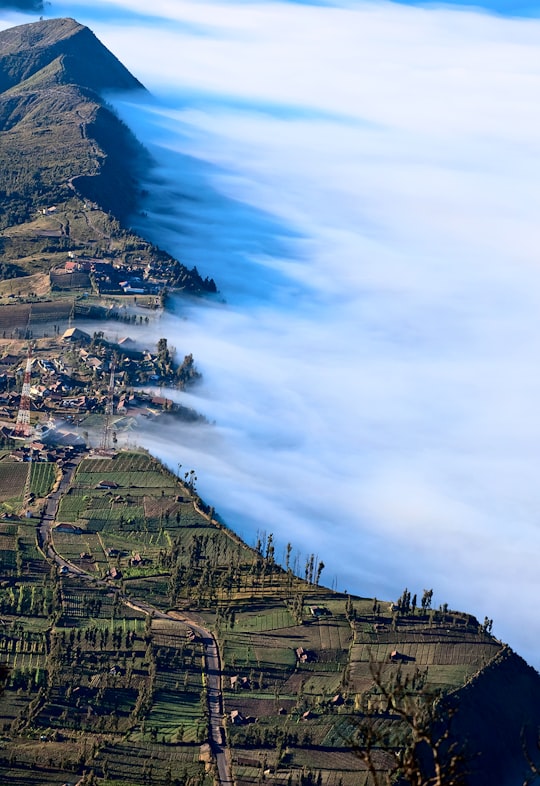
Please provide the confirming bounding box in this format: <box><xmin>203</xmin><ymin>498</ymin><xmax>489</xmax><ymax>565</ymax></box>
<box><xmin>2</xmin><ymin>0</ymin><xmax>540</xmax><ymax>666</ymax></box>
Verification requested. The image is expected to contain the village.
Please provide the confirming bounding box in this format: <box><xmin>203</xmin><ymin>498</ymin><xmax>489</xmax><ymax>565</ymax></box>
<box><xmin>0</xmin><ymin>325</ymin><xmax>203</xmax><ymax>446</ymax></box>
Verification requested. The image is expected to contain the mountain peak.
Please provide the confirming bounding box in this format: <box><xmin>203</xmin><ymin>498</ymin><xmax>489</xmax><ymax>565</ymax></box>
<box><xmin>0</xmin><ymin>17</ymin><xmax>144</xmax><ymax>95</ymax></box>
<box><xmin>0</xmin><ymin>17</ymin><xmax>82</xmax><ymax>53</ymax></box>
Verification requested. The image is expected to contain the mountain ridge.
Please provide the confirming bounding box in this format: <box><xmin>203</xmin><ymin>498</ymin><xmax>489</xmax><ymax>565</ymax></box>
<box><xmin>0</xmin><ymin>17</ymin><xmax>147</xmax><ymax>227</ymax></box>
<box><xmin>0</xmin><ymin>17</ymin><xmax>143</xmax><ymax>94</ymax></box>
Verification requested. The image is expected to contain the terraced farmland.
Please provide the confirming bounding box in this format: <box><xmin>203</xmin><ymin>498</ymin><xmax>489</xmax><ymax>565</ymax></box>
<box><xmin>0</xmin><ymin>446</ymin><xmax>532</xmax><ymax>786</ymax></box>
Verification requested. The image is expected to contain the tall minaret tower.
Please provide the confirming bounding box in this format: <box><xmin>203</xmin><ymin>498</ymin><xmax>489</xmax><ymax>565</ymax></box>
<box><xmin>13</xmin><ymin>347</ymin><xmax>33</xmax><ymax>439</ymax></box>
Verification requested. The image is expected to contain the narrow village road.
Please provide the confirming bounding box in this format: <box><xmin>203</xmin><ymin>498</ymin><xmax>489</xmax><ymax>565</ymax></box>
<box><xmin>38</xmin><ymin>453</ymin><xmax>87</xmax><ymax>571</ymax></box>
<box><xmin>36</xmin><ymin>453</ymin><xmax>233</xmax><ymax>786</ymax></box>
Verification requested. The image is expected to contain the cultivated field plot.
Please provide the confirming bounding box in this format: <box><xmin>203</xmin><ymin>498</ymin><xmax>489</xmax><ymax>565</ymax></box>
<box><xmin>79</xmin><ymin>469</ymin><xmax>179</xmax><ymax>489</ymax></box>
<box><xmin>347</xmin><ymin>626</ymin><xmax>503</xmax><ymax>693</ymax></box>
<box><xmin>56</xmin><ymin>489</ymin><xmax>146</xmax><ymax>531</ymax></box>
<box><xmin>146</xmin><ymin>689</ymin><xmax>205</xmax><ymax>742</ymax></box>
<box><xmin>74</xmin><ymin>453</ymin><xmax>179</xmax><ymax>492</ymax></box>
<box><xmin>0</xmin><ymin>763</ymin><xmax>80</xmax><ymax>786</ymax></box>
<box><xmin>350</xmin><ymin>634</ymin><xmax>501</xmax><ymax>667</ymax></box>
<box><xmin>227</xmin><ymin>695</ymin><xmax>296</xmax><ymax>719</ymax></box>
<box><xmin>151</xmin><ymin>616</ymin><xmax>191</xmax><ymax>644</ymax></box>
<box><xmin>94</xmin><ymin>740</ymin><xmax>208</xmax><ymax>784</ymax></box>
<box><xmin>121</xmin><ymin>575</ymin><xmax>171</xmax><ymax>608</ymax></box>
<box><xmin>29</xmin><ymin>461</ymin><xmax>55</xmax><ymax>497</ymax></box>
<box><xmin>143</xmin><ymin>493</ymin><xmax>183</xmax><ymax>519</ymax></box>
<box><xmin>273</xmin><ymin>620</ymin><xmax>351</xmax><ymax>663</ymax></box>
<box><xmin>2</xmin><ymin>648</ymin><xmax>47</xmax><ymax>674</ymax></box>
<box><xmin>85</xmin><ymin>505</ymin><xmax>147</xmax><ymax>532</ymax></box>
<box><xmin>0</xmin><ymin>462</ymin><xmax>28</xmax><ymax>503</ymax></box>
<box><xmin>56</xmin><ymin>488</ymin><xmax>87</xmax><ymax>520</ymax></box>
<box><xmin>233</xmin><ymin>604</ymin><xmax>295</xmax><ymax>633</ymax></box>
<box><xmin>100</xmin><ymin>530</ymin><xmax>168</xmax><ymax>572</ymax></box>
<box><xmin>422</xmin><ymin>664</ymin><xmax>473</xmax><ymax>689</ymax></box>
<box><xmin>29</xmin><ymin>299</ymin><xmax>74</xmax><ymax>322</ymax></box>
<box><xmin>231</xmin><ymin>735</ymin><xmax>374</xmax><ymax>786</ymax></box>
<box><xmin>52</xmin><ymin>529</ymin><xmax>107</xmax><ymax>564</ymax></box>
<box><xmin>223</xmin><ymin>629</ymin><xmax>298</xmax><ymax>691</ymax></box>
<box><xmin>285</xmin><ymin>749</ymin><xmax>372</xmax><ymax>786</ymax></box>
<box><xmin>50</xmin><ymin>268</ymin><xmax>91</xmax><ymax>289</ymax></box>
<box><xmin>314</xmin><ymin>617</ymin><xmax>352</xmax><ymax>658</ymax></box>
<box><xmin>223</xmin><ymin>631</ymin><xmax>259</xmax><ymax>671</ymax></box>
<box><xmin>301</xmin><ymin>671</ymin><xmax>343</xmax><ymax>697</ymax></box>
<box><xmin>0</xmin><ymin>300</ymin><xmax>74</xmax><ymax>335</ymax></box>
<box><xmin>51</xmin><ymin>531</ymin><xmax>100</xmax><ymax>565</ymax></box>
<box><xmin>0</xmin><ymin>303</ymin><xmax>33</xmax><ymax>331</ymax></box>
<box><xmin>58</xmin><ymin>580</ymin><xmax>145</xmax><ymax>624</ymax></box>
<box><xmin>0</xmin><ymin>527</ymin><xmax>17</xmax><ymax>570</ymax></box>
<box><xmin>0</xmin><ymin>624</ymin><xmax>48</xmax><ymax>662</ymax></box>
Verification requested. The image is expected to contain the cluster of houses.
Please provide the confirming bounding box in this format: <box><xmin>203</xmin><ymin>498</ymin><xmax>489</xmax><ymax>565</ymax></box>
<box><xmin>0</xmin><ymin>330</ymin><xmax>193</xmax><ymax>437</ymax></box>
<box><xmin>51</xmin><ymin>254</ymin><xmax>170</xmax><ymax>297</ymax></box>
<box><xmin>3</xmin><ymin>443</ymin><xmax>81</xmax><ymax>465</ymax></box>
<box><xmin>91</xmin><ymin>261</ymin><xmax>161</xmax><ymax>296</ymax></box>
<box><xmin>61</xmin><ymin>328</ymin><xmax>176</xmax><ymax>389</ymax></box>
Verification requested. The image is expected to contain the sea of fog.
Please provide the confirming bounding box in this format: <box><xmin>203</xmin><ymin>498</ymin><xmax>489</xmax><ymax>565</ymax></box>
<box><xmin>2</xmin><ymin>0</ymin><xmax>540</xmax><ymax>667</ymax></box>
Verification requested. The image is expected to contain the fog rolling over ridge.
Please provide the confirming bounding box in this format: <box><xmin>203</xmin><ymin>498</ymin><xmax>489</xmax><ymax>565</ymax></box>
<box><xmin>3</xmin><ymin>0</ymin><xmax>540</xmax><ymax>666</ymax></box>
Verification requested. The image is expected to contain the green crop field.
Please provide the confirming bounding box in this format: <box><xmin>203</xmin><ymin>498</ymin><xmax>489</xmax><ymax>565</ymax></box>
<box><xmin>29</xmin><ymin>461</ymin><xmax>56</xmax><ymax>497</ymax></box>
<box><xmin>233</xmin><ymin>605</ymin><xmax>295</xmax><ymax>633</ymax></box>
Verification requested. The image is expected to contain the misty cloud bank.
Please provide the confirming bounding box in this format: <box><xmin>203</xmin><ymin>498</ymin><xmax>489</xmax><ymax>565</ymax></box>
<box><xmin>3</xmin><ymin>0</ymin><xmax>540</xmax><ymax>665</ymax></box>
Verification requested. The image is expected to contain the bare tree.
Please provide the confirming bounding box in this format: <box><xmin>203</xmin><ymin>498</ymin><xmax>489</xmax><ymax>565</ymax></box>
<box><xmin>352</xmin><ymin>657</ymin><xmax>467</xmax><ymax>786</ymax></box>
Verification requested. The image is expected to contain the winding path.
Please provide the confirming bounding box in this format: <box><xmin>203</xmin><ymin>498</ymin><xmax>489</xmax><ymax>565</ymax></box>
<box><xmin>36</xmin><ymin>454</ymin><xmax>233</xmax><ymax>786</ymax></box>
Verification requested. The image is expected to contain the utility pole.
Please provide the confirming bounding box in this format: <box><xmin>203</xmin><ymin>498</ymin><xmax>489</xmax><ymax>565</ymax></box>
<box><xmin>100</xmin><ymin>359</ymin><xmax>116</xmax><ymax>451</ymax></box>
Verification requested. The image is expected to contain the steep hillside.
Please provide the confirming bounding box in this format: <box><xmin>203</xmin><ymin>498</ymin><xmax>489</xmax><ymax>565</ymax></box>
<box><xmin>449</xmin><ymin>647</ymin><xmax>540</xmax><ymax>785</ymax></box>
<box><xmin>0</xmin><ymin>18</ymin><xmax>146</xmax><ymax>228</ymax></box>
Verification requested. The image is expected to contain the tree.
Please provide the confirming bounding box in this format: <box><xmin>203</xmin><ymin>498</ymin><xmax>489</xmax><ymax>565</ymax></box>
<box><xmin>156</xmin><ymin>337</ymin><xmax>173</xmax><ymax>376</ymax></box>
<box><xmin>482</xmin><ymin>617</ymin><xmax>493</xmax><ymax>635</ymax></box>
<box><xmin>399</xmin><ymin>588</ymin><xmax>411</xmax><ymax>613</ymax></box>
<box><xmin>422</xmin><ymin>589</ymin><xmax>433</xmax><ymax>612</ymax></box>
<box><xmin>285</xmin><ymin>542</ymin><xmax>292</xmax><ymax>571</ymax></box>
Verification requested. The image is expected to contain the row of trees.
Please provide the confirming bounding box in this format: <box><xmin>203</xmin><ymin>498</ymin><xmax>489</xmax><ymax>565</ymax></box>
<box><xmin>396</xmin><ymin>587</ymin><xmax>433</xmax><ymax>615</ymax></box>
